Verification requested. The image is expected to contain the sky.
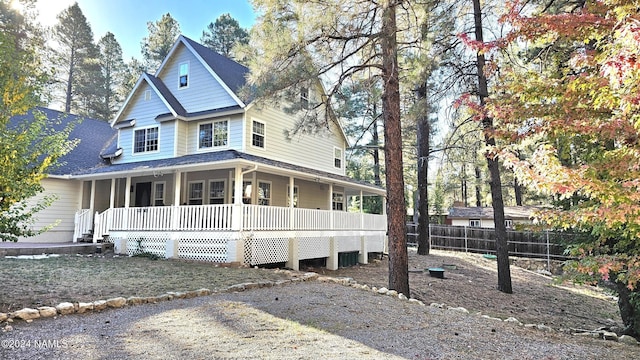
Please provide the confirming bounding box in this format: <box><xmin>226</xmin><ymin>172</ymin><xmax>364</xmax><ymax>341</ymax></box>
<box><xmin>33</xmin><ymin>0</ymin><xmax>257</xmax><ymax>60</ymax></box>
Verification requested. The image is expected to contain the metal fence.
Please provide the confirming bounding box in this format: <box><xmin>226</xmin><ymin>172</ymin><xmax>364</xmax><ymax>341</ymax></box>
<box><xmin>407</xmin><ymin>223</ymin><xmax>570</xmax><ymax>261</ymax></box>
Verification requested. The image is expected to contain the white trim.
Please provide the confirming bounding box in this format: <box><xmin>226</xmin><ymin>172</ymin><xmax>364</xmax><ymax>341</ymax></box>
<box><xmin>251</xmin><ymin>119</ymin><xmax>266</xmax><ymax>150</ymax></box>
<box><xmin>132</xmin><ymin>125</ymin><xmax>160</xmax><ymax>155</ymax></box>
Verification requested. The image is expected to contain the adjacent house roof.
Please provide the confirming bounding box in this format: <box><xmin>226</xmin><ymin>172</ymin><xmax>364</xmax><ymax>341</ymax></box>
<box><xmin>9</xmin><ymin>107</ymin><xmax>116</xmax><ymax>177</ymax></box>
<box><xmin>447</xmin><ymin>206</ymin><xmax>542</xmax><ymax>220</ymax></box>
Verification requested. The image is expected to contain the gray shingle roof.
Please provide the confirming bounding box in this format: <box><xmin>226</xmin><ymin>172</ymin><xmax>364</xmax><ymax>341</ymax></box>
<box><xmin>70</xmin><ymin>149</ymin><xmax>382</xmax><ymax>191</ymax></box>
<box><xmin>9</xmin><ymin>107</ymin><xmax>115</xmax><ymax>176</ymax></box>
<box><xmin>145</xmin><ymin>73</ymin><xmax>187</xmax><ymax>116</ymax></box>
<box><xmin>181</xmin><ymin>35</ymin><xmax>250</xmax><ymax>94</ymax></box>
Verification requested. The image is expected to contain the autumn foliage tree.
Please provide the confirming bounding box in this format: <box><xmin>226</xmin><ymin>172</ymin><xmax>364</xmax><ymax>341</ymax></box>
<box><xmin>486</xmin><ymin>0</ymin><xmax>640</xmax><ymax>337</ymax></box>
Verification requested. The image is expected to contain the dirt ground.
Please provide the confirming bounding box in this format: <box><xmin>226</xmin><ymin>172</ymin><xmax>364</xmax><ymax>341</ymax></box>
<box><xmin>310</xmin><ymin>249</ymin><xmax>621</xmax><ymax>331</ymax></box>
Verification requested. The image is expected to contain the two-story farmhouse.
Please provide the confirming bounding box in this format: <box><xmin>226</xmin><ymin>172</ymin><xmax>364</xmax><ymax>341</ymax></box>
<box><xmin>16</xmin><ymin>35</ymin><xmax>387</xmax><ymax>270</ymax></box>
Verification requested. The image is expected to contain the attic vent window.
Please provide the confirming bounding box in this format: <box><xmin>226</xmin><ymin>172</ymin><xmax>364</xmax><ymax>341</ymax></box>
<box><xmin>179</xmin><ymin>62</ymin><xmax>189</xmax><ymax>88</ymax></box>
<box><xmin>144</xmin><ymin>90</ymin><xmax>151</xmax><ymax>101</ymax></box>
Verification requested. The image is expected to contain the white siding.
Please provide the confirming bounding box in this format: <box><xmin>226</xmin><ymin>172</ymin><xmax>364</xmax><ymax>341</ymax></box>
<box><xmin>17</xmin><ymin>178</ymin><xmax>81</xmax><ymax>243</ymax></box>
<box><xmin>157</xmin><ymin>45</ymin><xmax>238</xmax><ymax>113</ymax></box>
<box><xmin>245</xmin><ymin>105</ymin><xmax>347</xmax><ymax>175</ymax></box>
<box><xmin>113</xmin><ymin>82</ymin><xmax>176</xmax><ymax>164</ymax></box>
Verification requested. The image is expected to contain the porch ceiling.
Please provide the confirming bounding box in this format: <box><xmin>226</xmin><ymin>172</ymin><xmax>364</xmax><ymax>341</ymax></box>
<box><xmin>71</xmin><ymin>150</ymin><xmax>386</xmax><ymax>196</ymax></box>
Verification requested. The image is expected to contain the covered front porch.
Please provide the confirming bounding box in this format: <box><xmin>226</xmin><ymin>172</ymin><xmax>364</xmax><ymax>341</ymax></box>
<box><xmin>72</xmin><ymin>155</ymin><xmax>387</xmax><ymax>270</ymax></box>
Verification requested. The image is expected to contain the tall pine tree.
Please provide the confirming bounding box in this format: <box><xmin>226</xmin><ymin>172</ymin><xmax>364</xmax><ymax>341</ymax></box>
<box><xmin>141</xmin><ymin>13</ymin><xmax>180</xmax><ymax>72</ymax></box>
<box><xmin>51</xmin><ymin>2</ymin><xmax>97</xmax><ymax>114</ymax></box>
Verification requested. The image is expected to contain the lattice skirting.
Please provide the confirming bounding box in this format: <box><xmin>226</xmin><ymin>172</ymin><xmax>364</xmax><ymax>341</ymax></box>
<box><xmin>243</xmin><ymin>231</ymin><xmax>289</xmax><ymax>266</ymax></box>
<box><xmin>178</xmin><ymin>231</ymin><xmax>231</xmax><ymax>263</ymax></box>
<box><xmin>107</xmin><ymin>230</ymin><xmax>386</xmax><ymax>266</ymax></box>
<box><xmin>296</xmin><ymin>231</ymin><xmax>331</xmax><ymax>260</ymax></box>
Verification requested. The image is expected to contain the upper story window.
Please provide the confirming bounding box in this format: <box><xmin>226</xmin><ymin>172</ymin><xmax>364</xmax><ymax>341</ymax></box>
<box><xmin>300</xmin><ymin>87</ymin><xmax>309</xmax><ymax>109</ymax></box>
<box><xmin>179</xmin><ymin>62</ymin><xmax>189</xmax><ymax>88</ymax></box>
<box><xmin>469</xmin><ymin>219</ymin><xmax>481</xmax><ymax>228</ymax></box>
<box><xmin>252</xmin><ymin>120</ymin><xmax>265</xmax><ymax>148</ymax></box>
<box><xmin>334</xmin><ymin>147</ymin><xmax>343</xmax><ymax>169</ymax></box>
<box><xmin>199</xmin><ymin>120</ymin><xmax>228</xmax><ymax>149</ymax></box>
<box><xmin>134</xmin><ymin>127</ymin><xmax>159</xmax><ymax>153</ymax></box>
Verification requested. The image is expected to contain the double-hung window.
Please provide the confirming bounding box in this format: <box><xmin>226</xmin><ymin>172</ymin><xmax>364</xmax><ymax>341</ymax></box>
<box><xmin>257</xmin><ymin>181</ymin><xmax>271</xmax><ymax>206</ymax></box>
<box><xmin>199</xmin><ymin>120</ymin><xmax>228</xmax><ymax>149</ymax></box>
<box><xmin>286</xmin><ymin>185</ymin><xmax>299</xmax><ymax>208</ymax></box>
<box><xmin>300</xmin><ymin>87</ymin><xmax>309</xmax><ymax>109</ymax></box>
<box><xmin>134</xmin><ymin>127</ymin><xmax>158</xmax><ymax>153</ymax></box>
<box><xmin>188</xmin><ymin>182</ymin><xmax>204</xmax><ymax>205</ymax></box>
<box><xmin>153</xmin><ymin>182</ymin><xmax>165</xmax><ymax>206</ymax></box>
<box><xmin>332</xmin><ymin>192</ymin><xmax>344</xmax><ymax>211</ymax></box>
<box><xmin>334</xmin><ymin>147</ymin><xmax>343</xmax><ymax>169</ymax></box>
<box><xmin>179</xmin><ymin>62</ymin><xmax>189</xmax><ymax>88</ymax></box>
<box><xmin>209</xmin><ymin>180</ymin><xmax>225</xmax><ymax>204</ymax></box>
<box><xmin>252</xmin><ymin>120</ymin><xmax>265</xmax><ymax>148</ymax></box>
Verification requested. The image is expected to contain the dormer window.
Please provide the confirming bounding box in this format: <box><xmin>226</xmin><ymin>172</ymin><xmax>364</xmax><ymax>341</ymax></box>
<box><xmin>179</xmin><ymin>62</ymin><xmax>189</xmax><ymax>88</ymax></box>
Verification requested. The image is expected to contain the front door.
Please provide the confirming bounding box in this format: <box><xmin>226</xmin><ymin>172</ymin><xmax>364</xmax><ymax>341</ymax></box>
<box><xmin>135</xmin><ymin>182</ymin><xmax>152</xmax><ymax>207</ymax></box>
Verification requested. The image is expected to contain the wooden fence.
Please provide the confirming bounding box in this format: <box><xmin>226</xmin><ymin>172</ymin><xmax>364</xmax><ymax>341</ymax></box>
<box><xmin>407</xmin><ymin>224</ymin><xmax>569</xmax><ymax>260</ymax></box>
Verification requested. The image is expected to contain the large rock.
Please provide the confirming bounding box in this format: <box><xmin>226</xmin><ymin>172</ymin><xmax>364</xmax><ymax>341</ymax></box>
<box><xmin>619</xmin><ymin>335</ymin><xmax>639</xmax><ymax>346</ymax></box>
<box><xmin>77</xmin><ymin>302</ymin><xmax>94</xmax><ymax>313</ymax></box>
<box><xmin>106</xmin><ymin>297</ymin><xmax>127</xmax><ymax>308</ymax></box>
<box><xmin>37</xmin><ymin>306</ymin><xmax>57</xmax><ymax>318</ymax></box>
<box><xmin>56</xmin><ymin>302</ymin><xmax>75</xmax><ymax>315</ymax></box>
<box><xmin>93</xmin><ymin>300</ymin><xmax>107</xmax><ymax>311</ymax></box>
<box><xmin>12</xmin><ymin>308</ymin><xmax>40</xmax><ymax>321</ymax></box>
<box><xmin>0</xmin><ymin>312</ymin><xmax>8</xmax><ymax>322</ymax></box>
<box><xmin>602</xmin><ymin>331</ymin><xmax>618</xmax><ymax>341</ymax></box>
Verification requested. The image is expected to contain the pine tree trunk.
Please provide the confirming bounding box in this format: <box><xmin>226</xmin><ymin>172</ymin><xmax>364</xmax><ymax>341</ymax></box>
<box><xmin>65</xmin><ymin>51</ymin><xmax>75</xmax><ymax>113</ymax></box>
<box><xmin>381</xmin><ymin>2</ymin><xmax>409</xmax><ymax>296</ymax></box>
<box><xmin>372</xmin><ymin>115</ymin><xmax>382</xmax><ymax>187</ymax></box>
<box><xmin>473</xmin><ymin>0</ymin><xmax>512</xmax><ymax>293</ymax></box>
<box><xmin>416</xmin><ymin>83</ymin><xmax>430</xmax><ymax>255</ymax></box>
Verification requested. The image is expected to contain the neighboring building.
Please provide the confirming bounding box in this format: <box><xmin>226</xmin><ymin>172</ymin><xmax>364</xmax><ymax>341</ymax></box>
<box><xmin>12</xmin><ymin>35</ymin><xmax>387</xmax><ymax>270</ymax></box>
<box><xmin>445</xmin><ymin>206</ymin><xmax>541</xmax><ymax>229</ymax></box>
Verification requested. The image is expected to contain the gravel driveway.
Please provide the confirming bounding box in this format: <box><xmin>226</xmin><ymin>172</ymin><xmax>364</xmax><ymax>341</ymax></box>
<box><xmin>2</xmin><ymin>280</ymin><xmax>637</xmax><ymax>359</ymax></box>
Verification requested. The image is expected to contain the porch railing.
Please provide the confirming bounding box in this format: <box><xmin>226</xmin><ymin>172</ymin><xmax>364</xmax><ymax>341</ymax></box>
<box><xmin>73</xmin><ymin>209</ymin><xmax>93</xmax><ymax>242</ymax></box>
<box><xmin>92</xmin><ymin>204</ymin><xmax>386</xmax><ymax>237</ymax></box>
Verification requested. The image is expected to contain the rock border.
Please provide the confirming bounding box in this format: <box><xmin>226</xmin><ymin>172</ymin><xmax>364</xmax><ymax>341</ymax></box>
<box><xmin>1</xmin><ymin>269</ymin><xmax>638</xmax><ymax>347</ymax></box>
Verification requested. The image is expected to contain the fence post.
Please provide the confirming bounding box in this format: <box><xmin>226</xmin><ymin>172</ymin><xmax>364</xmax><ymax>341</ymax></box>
<box><xmin>464</xmin><ymin>226</ymin><xmax>468</xmax><ymax>252</ymax></box>
<box><xmin>546</xmin><ymin>230</ymin><xmax>550</xmax><ymax>271</ymax></box>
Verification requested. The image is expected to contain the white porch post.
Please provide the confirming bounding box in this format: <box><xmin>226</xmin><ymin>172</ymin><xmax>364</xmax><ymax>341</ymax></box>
<box><xmin>89</xmin><ymin>180</ymin><xmax>96</xmax><ymax>212</ymax></box>
<box><xmin>228</xmin><ymin>165</ymin><xmax>245</xmax><ymax>265</ymax></box>
<box><xmin>109</xmin><ymin>179</ymin><xmax>116</xmax><ymax>209</ymax></box>
<box><xmin>124</xmin><ymin>176</ymin><xmax>132</xmax><ymax>208</ymax></box>
<box><xmin>166</xmin><ymin>171</ymin><xmax>183</xmax><ymax>258</ymax></box>
<box><xmin>285</xmin><ymin>176</ymin><xmax>298</xmax><ymax>270</ymax></box>
<box><xmin>327</xmin><ymin>183</ymin><xmax>338</xmax><ymax>270</ymax></box>
<box><xmin>359</xmin><ymin>189</ymin><xmax>368</xmax><ymax>264</ymax></box>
